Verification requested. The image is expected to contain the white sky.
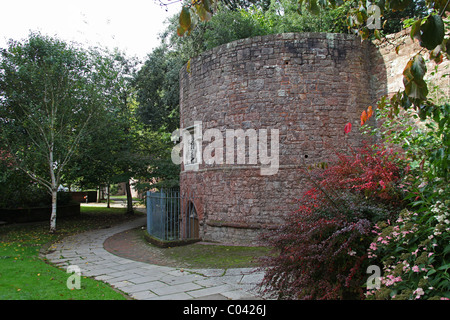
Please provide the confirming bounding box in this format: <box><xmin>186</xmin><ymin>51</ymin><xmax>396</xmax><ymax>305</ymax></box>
<box><xmin>0</xmin><ymin>0</ymin><xmax>181</xmax><ymax>61</ymax></box>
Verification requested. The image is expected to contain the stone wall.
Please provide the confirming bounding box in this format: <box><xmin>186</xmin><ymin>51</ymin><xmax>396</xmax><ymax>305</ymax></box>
<box><xmin>179</xmin><ymin>29</ymin><xmax>448</xmax><ymax>245</ymax></box>
<box><xmin>372</xmin><ymin>27</ymin><xmax>449</xmax><ymax>102</ymax></box>
<box><xmin>179</xmin><ymin>32</ymin><xmax>384</xmax><ymax>245</ymax></box>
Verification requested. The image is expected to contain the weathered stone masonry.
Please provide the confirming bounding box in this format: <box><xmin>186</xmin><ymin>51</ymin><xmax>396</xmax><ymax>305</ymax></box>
<box><xmin>179</xmin><ymin>32</ymin><xmax>387</xmax><ymax>245</ymax></box>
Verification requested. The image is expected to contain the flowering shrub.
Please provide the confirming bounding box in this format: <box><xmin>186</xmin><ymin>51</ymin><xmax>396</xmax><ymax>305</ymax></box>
<box><xmin>0</xmin><ymin>149</ymin><xmax>13</xmax><ymax>167</ymax></box>
<box><xmin>259</xmin><ymin>144</ymin><xmax>406</xmax><ymax>300</ymax></box>
<box><xmin>366</xmin><ymin>203</ymin><xmax>450</xmax><ymax>300</ymax></box>
<box><xmin>359</xmin><ymin>98</ymin><xmax>450</xmax><ymax>299</ymax></box>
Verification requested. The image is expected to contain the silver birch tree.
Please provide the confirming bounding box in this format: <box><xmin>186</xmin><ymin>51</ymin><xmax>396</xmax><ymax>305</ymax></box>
<box><xmin>0</xmin><ymin>33</ymin><xmax>103</xmax><ymax>233</ymax></box>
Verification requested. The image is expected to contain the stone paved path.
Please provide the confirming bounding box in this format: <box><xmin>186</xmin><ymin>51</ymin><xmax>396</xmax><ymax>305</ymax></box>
<box><xmin>44</xmin><ymin>215</ymin><xmax>267</xmax><ymax>300</ymax></box>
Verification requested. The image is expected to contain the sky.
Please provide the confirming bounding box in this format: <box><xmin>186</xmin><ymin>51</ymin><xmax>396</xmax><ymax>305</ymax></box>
<box><xmin>0</xmin><ymin>0</ymin><xmax>182</xmax><ymax>61</ymax></box>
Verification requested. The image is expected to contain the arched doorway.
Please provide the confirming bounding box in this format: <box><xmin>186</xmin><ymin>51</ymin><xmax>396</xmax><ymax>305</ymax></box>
<box><xmin>185</xmin><ymin>201</ymin><xmax>199</xmax><ymax>239</ymax></box>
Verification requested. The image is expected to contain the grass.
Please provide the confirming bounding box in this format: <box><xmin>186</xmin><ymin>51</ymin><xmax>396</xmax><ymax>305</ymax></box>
<box><xmin>0</xmin><ymin>205</ymin><xmax>141</xmax><ymax>300</ymax></box>
<box><xmin>109</xmin><ymin>195</ymin><xmax>140</xmax><ymax>201</ymax></box>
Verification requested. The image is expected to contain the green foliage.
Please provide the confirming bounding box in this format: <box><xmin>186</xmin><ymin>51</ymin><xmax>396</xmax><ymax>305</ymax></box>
<box><xmin>383</xmin><ymin>0</ymin><xmax>429</xmax><ymax>34</ymax></box>
<box><xmin>211</xmin><ymin>0</ymin><xmax>350</xmax><ymax>40</ymax></box>
<box><xmin>0</xmin><ymin>168</ymin><xmax>48</xmax><ymax>209</ymax></box>
<box><xmin>0</xmin><ymin>33</ymin><xmax>103</xmax><ymax>194</ymax></box>
<box><xmin>403</xmin><ymin>54</ymin><xmax>429</xmax><ymax>103</ymax></box>
<box><xmin>134</xmin><ymin>47</ymin><xmax>182</xmax><ymax>133</ymax></box>
<box><xmin>177</xmin><ymin>0</ymin><xmax>351</xmax><ymax>47</ymax></box>
<box><xmin>63</xmin><ymin>49</ymin><xmax>140</xmax><ymax>189</ymax></box>
<box><xmin>259</xmin><ymin>144</ymin><xmax>406</xmax><ymax>300</ymax></box>
<box><xmin>368</xmin><ymin>102</ymin><xmax>449</xmax><ymax>187</ymax></box>
<box><xmin>367</xmin><ymin>205</ymin><xmax>450</xmax><ymax>300</ymax></box>
<box><xmin>202</xmin><ymin>6</ymin><xmax>270</xmax><ymax>49</ymax></box>
<box><xmin>135</xmin><ymin>129</ymin><xmax>180</xmax><ymax>189</ymax></box>
<box><xmin>133</xmin><ymin>45</ymin><xmax>183</xmax><ymax>189</ymax></box>
<box><xmin>221</xmin><ymin>0</ymin><xmax>272</xmax><ymax>10</ymax></box>
<box><xmin>414</xmin><ymin>14</ymin><xmax>445</xmax><ymax>50</ymax></box>
<box><xmin>324</xmin><ymin>1</ymin><xmax>448</xmax><ymax>116</ymax></box>
<box><xmin>0</xmin><ymin>33</ymin><xmax>154</xmax><ymax>224</ymax></box>
<box><xmin>362</xmin><ymin>88</ymin><xmax>449</xmax><ymax>300</ymax></box>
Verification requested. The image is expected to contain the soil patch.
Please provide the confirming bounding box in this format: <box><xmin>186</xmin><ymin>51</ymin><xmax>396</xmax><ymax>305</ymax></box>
<box><xmin>103</xmin><ymin>228</ymin><xmax>189</xmax><ymax>268</ymax></box>
<box><xmin>104</xmin><ymin>228</ymin><xmax>271</xmax><ymax>269</ymax></box>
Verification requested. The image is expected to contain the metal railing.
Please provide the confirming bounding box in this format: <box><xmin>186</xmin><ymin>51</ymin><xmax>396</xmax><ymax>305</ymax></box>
<box><xmin>146</xmin><ymin>188</ymin><xmax>199</xmax><ymax>241</ymax></box>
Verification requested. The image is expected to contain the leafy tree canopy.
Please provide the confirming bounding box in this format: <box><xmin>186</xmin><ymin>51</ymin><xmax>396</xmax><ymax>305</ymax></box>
<box><xmin>0</xmin><ymin>33</ymin><xmax>107</xmax><ymax>231</ymax></box>
<box><xmin>172</xmin><ymin>0</ymin><xmax>448</xmax><ymax>119</ymax></box>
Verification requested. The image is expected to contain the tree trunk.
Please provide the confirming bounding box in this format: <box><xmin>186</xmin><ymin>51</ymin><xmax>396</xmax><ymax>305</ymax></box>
<box><xmin>107</xmin><ymin>183</ymin><xmax>111</xmax><ymax>208</ymax></box>
<box><xmin>125</xmin><ymin>180</ymin><xmax>134</xmax><ymax>215</ymax></box>
<box><xmin>50</xmin><ymin>187</ymin><xmax>57</xmax><ymax>233</ymax></box>
<box><xmin>49</xmin><ymin>149</ymin><xmax>58</xmax><ymax>234</ymax></box>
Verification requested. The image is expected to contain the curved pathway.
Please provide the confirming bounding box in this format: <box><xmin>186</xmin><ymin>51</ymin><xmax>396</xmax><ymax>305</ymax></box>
<box><xmin>44</xmin><ymin>216</ymin><xmax>266</xmax><ymax>300</ymax></box>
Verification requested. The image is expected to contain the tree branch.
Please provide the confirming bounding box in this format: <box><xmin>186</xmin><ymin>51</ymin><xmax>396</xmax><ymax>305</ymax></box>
<box><xmin>56</xmin><ymin>111</ymin><xmax>94</xmax><ymax>182</ymax></box>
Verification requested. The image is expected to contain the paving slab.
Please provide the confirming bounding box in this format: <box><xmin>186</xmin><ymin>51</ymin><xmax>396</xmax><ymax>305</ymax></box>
<box><xmin>187</xmin><ymin>284</ymin><xmax>237</xmax><ymax>299</ymax></box>
<box><xmin>131</xmin><ymin>290</ymin><xmax>158</xmax><ymax>300</ymax></box>
<box><xmin>44</xmin><ymin>213</ymin><xmax>268</xmax><ymax>300</ymax></box>
<box><xmin>149</xmin><ymin>292</ymin><xmax>193</xmax><ymax>300</ymax></box>
<box><xmin>193</xmin><ymin>293</ymin><xmax>229</xmax><ymax>300</ymax></box>
<box><xmin>221</xmin><ymin>290</ymin><xmax>258</xmax><ymax>300</ymax></box>
<box><xmin>152</xmin><ymin>282</ymin><xmax>204</xmax><ymax>296</ymax></box>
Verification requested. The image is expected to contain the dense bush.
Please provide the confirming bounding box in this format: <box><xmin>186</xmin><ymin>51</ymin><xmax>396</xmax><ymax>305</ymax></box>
<box><xmin>363</xmin><ymin>102</ymin><xmax>450</xmax><ymax>300</ymax></box>
<box><xmin>259</xmin><ymin>144</ymin><xmax>407</xmax><ymax>299</ymax></box>
<box><xmin>1</xmin><ymin>153</ymin><xmax>73</xmax><ymax>209</ymax></box>
<box><xmin>259</xmin><ymin>90</ymin><xmax>449</xmax><ymax>300</ymax></box>
<box><xmin>366</xmin><ymin>205</ymin><xmax>450</xmax><ymax>300</ymax></box>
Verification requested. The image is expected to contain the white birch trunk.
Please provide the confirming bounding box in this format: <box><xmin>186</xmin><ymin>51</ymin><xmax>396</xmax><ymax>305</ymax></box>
<box><xmin>50</xmin><ymin>187</ymin><xmax>57</xmax><ymax>233</ymax></box>
<box><xmin>49</xmin><ymin>148</ymin><xmax>58</xmax><ymax>233</ymax></box>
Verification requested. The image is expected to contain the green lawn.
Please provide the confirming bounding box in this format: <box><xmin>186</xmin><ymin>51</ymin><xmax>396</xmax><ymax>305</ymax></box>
<box><xmin>0</xmin><ymin>206</ymin><xmax>140</xmax><ymax>300</ymax></box>
<box><xmin>109</xmin><ymin>195</ymin><xmax>141</xmax><ymax>201</ymax></box>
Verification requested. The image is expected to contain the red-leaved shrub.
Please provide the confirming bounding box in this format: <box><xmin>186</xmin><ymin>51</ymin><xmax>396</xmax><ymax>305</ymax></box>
<box><xmin>259</xmin><ymin>144</ymin><xmax>406</xmax><ymax>300</ymax></box>
<box><xmin>323</xmin><ymin>144</ymin><xmax>405</xmax><ymax>204</ymax></box>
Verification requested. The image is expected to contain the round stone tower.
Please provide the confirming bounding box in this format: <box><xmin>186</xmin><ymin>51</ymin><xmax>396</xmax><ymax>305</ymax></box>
<box><xmin>178</xmin><ymin>32</ymin><xmax>381</xmax><ymax>244</ymax></box>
